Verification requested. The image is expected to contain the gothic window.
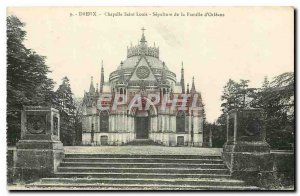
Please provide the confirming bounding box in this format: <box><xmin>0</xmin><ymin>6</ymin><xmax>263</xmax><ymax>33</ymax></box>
<box><xmin>136</xmin><ymin>66</ymin><xmax>150</xmax><ymax>79</ymax></box>
<box><xmin>100</xmin><ymin>110</ymin><xmax>109</xmax><ymax>132</ymax></box>
<box><xmin>120</xmin><ymin>88</ymin><xmax>123</xmax><ymax>94</ymax></box>
<box><xmin>176</xmin><ymin>111</ymin><xmax>186</xmax><ymax>133</ymax></box>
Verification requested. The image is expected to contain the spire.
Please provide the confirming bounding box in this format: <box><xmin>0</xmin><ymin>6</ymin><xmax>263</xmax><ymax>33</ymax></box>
<box><xmin>140</xmin><ymin>27</ymin><xmax>147</xmax><ymax>44</ymax></box>
<box><xmin>89</xmin><ymin>76</ymin><xmax>95</xmax><ymax>94</ymax></box>
<box><xmin>161</xmin><ymin>62</ymin><xmax>167</xmax><ymax>84</ymax></box>
<box><xmin>100</xmin><ymin>60</ymin><xmax>104</xmax><ymax>93</ymax></box>
<box><xmin>119</xmin><ymin>61</ymin><xmax>125</xmax><ymax>83</ymax></box>
<box><xmin>96</xmin><ymin>83</ymin><xmax>99</xmax><ymax>94</ymax></box>
<box><xmin>186</xmin><ymin>83</ymin><xmax>190</xmax><ymax>94</ymax></box>
<box><xmin>127</xmin><ymin>28</ymin><xmax>159</xmax><ymax>58</ymax></box>
<box><xmin>180</xmin><ymin>61</ymin><xmax>185</xmax><ymax>94</ymax></box>
<box><xmin>191</xmin><ymin>76</ymin><xmax>196</xmax><ymax>93</ymax></box>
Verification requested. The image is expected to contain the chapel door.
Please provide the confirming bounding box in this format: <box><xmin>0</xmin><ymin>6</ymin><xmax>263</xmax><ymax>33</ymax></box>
<box><xmin>177</xmin><ymin>136</ymin><xmax>185</xmax><ymax>146</ymax></box>
<box><xmin>136</xmin><ymin>117</ymin><xmax>149</xmax><ymax>139</ymax></box>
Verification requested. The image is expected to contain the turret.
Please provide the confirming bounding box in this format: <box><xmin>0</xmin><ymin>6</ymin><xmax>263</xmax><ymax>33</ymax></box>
<box><xmin>186</xmin><ymin>83</ymin><xmax>190</xmax><ymax>94</ymax></box>
<box><xmin>161</xmin><ymin>62</ymin><xmax>167</xmax><ymax>84</ymax></box>
<box><xmin>180</xmin><ymin>61</ymin><xmax>185</xmax><ymax>94</ymax></box>
<box><xmin>116</xmin><ymin>61</ymin><xmax>126</xmax><ymax>95</ymax></box>
<box><xmin>190</xmin><ymin>76</ymin><xmax>196</xmax><ymax>94</ymax></box>
<box><xmin>119</xmin><ymin>61</ymin><xmax>125</xmax><ymax>84</ymax></box>
<box><xmin>160</xmin><ymin>62</ymin><xmax>169</xmax><ymax>96</ymax></box>
<box><xmin>89</xmin><ymin>76</ymin><xmax>95</xmax><ymax>94</ymax></box>
<box><xmin>96</xmin><ymin>83</ymin><xmax>99</xmax><ymax>95</ymax></box>
<box><xmin>100</xmin><ymin>60</ymin><xmax>104</xmax><ymax>93</ymax></box>
<box><xmin>140</xmin><ymin>27</ymin><xmax>147</xmax><ymax>44</ymax></box>
<box><xmin>127</xmin><ymin>27</ymin><xmax>159</xmax><ymax>58</ymax></box>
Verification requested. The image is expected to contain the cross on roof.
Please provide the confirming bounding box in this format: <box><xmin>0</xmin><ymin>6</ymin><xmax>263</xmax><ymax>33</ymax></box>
<box><xmin>141</xmin><ymin>27</ymin><xmax>146</xmax><ymax>34</ymax></box>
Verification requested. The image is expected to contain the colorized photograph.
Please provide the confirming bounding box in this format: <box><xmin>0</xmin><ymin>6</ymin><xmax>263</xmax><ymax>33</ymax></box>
<box><xmin>6</xmin><ymin>7</ymin><xmax>294</xmax><ymax>190</ymax></box>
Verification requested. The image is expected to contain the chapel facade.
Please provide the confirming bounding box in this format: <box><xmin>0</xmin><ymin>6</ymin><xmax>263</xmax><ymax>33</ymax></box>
<box><xmin>81</xmin><ymin>29</ymin><xmax>205</xmax><ymax>146</ymax></box>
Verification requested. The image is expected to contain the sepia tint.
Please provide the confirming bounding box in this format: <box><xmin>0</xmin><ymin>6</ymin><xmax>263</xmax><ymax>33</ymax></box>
<box><xmin>6</xmin><ymin>7</ymin><xmax>294</xmax><ymax>190</ymax></box>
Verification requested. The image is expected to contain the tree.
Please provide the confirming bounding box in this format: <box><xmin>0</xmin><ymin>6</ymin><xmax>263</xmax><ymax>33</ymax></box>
<box><xmin>53</xmin><ymin>77</ymin><xmax>77</xmax><ymax>145</ymax></box>
<box><xmin>262</xmin><ymin>76</ymin><xmax>270</xmax><ymax>89</ymax></box>
<box><xmin>7</xmin><ymin>15</ymin><xmax>54</xmax><ymax>145</ymax></box>
<box><xmin>217</xmin><ymin>73</ymin><xmax>294</xmax><ymax>149</ymax></box>
<box><xmin>251</xmin><ymin>72</ymin><xmax>294</xmax><ymax>149</ymax></box>
<box><xmin>73</xmin><ymin>97</ymin><xmax>83</xmax><ymax>145</ymax></box>
<box><xmin>221</xmin><ymin>79</ymin><xmax>256</xmax><ymax>114</ymax></box>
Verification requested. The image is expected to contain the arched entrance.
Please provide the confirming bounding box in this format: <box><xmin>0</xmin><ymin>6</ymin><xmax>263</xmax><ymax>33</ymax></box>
<box><xmin>128</xmin><ymin>96</ymin><xmax>158</xmax><ymax>140</ymax></box>
<box><xmin>135</xmin><ymin>110</ymin><xmax>149</xmax><ymax>139</ymax></box>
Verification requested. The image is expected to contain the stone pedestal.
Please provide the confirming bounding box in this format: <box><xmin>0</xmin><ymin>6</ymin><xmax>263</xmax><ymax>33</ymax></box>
<box><xmin>15</xmin><ymin>106</ymin><xmax>64</xmax><ymax>182</ymax></box>
<box><xmin>222</xmin><ymin>109</ymin><xmax>273</xmax><ymax>185</ymax></box>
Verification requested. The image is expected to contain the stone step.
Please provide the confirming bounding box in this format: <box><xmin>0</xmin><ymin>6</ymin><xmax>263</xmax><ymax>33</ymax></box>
<box><xmin>126</xmin><ymin>139</ymin><xmax>162</xmax><ymax>146</ymax></box>
<box><xmin>57</xmin><ymin>167</ymin><xmax>230</xmax><ymax>175</ymax></box>
<box><xmin>24</xmin><ymin>152</ymin><xmax>260</xmax><ymax>190</ymax></box>
<box><xmin>55</xmin><ymin>172</ymin><xmax>231</xmax><ymax>179</ymax></box>
<box><xmin>26</xmin><ymin>183</ymin><xmax>260</xmax><ymax>190</ymax></box>
<box><xmin>37</xmin><ymin>177</ymin><xmax>248</xmax><ymax>187</ymax></box>
<box><xmin>59</xmin><ymin>162</ymin><xmax>226</xmax><ymax>169</ymax></box>
<box><xmin>63</xmin><ymin>157</ymin><xmax>224</xmax><ymax>164</ymax></box>
<box><xmin>64</xmin><ymin>154</ymin><xmax>222</xmax><ymax>159</ymax></box>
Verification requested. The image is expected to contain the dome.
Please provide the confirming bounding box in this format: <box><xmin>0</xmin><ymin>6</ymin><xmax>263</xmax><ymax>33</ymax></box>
<box><xmin>117</xmin><ymin>56</ymin><xmax>169</xmax><ymax>70</ymax></box>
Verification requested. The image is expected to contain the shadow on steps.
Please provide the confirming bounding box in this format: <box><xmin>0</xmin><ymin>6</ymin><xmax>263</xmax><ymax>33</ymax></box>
<box><xmin>125</xmin><ymin>139</ymin><xmax>162</xmax><ymax>146</ymax></box>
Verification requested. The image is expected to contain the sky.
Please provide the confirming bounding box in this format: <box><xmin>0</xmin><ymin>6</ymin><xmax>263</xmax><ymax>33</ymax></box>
<box><xmin>7</xmin><ymin>7</ymin><xmax>294</xmax><ymax>122</ymax></box>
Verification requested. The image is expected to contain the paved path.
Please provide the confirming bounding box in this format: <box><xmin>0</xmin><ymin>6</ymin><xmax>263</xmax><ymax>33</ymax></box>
<box><xmin>64</xmin><ymin>146</ymin><xmax>223</xmax><ymax>156</ymax></box>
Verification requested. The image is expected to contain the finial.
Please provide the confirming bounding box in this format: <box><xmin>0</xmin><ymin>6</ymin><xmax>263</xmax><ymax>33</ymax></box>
<box><xmin>181</xmin><ymin>61</ymin><xmax>184</xmax><ymax>69</ymax></box>
<box><xmin>140</xmin><ymin>27</ymin><xmax>147</xmax><ymax>43</ymax></box>
<box><xmin>89</xmin><ymin>76</ymin><xmax>95</xmax><ymax>93</ymax></box>
<box><xmin>101</xmin><ymin>60</ymin><xmax>103</xmax><ymax>68</ymax></box>
<box><xmin>191</xmin><ymin>76</ymin><xmax>196</xmax><ymax>93</ymax></box>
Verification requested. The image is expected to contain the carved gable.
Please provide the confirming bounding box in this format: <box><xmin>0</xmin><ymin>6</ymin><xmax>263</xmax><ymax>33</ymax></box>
<box><xmin>129</xmin><ymin>56</ymin><xmax>157</xmax><ymax>81</ymax></box>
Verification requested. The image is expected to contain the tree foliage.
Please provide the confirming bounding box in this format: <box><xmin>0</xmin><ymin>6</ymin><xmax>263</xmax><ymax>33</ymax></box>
<box><xmin>221</xmin><ymin>79</ymin><xmax>256</xmax><ymax>113</ymax></box>
<box><xmin>7</xmin><ymin>16</ymin><xmax>83</xmax><ymax>146</ymax></box>
<box><xmin>216</xmin><ymin>73</ymin><xmax>294</xmax><ymax>149</ymax></box>
<box><xmin>251</xmin><ymin>72</ymin><xmax>294</xmax><ymax>149</ymax></box>
<box><xmin>7</xmin><ymin>15</ymin><xmax>55</xmax><ymax>145</ymax></box>
<box><xmin>53</xmin><ymin>77</ymin><xmax>77</xmax><ymax>146</ymax></box>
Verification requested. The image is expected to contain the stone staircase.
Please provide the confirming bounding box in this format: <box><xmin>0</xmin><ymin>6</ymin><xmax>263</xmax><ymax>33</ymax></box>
<box><xmin>125</xmin><ymin>139</ymin><xmax>162</xmax><ymax>146</ymax></box>
<box><xmin>27</xmin><ymin>153</ymin><xmax>260</xmax><ymax>190</ymax></box>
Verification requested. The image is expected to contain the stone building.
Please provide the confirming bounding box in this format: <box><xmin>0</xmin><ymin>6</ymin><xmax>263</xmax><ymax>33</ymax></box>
<box><xmin>81</xmin><ymin>29</ymin><xmax>205</xmax><ymax>146</ymax></box>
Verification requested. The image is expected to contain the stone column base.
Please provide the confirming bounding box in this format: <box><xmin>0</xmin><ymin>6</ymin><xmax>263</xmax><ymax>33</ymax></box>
<box><xmin>15</xmin><ymin>140</ymin><xmax>64</xmax><ymax>182</ymax></box>
<box><xmin>222</xmin><ymin>141</ymin><xmax>273</xmax><ymax>186</ymax></box>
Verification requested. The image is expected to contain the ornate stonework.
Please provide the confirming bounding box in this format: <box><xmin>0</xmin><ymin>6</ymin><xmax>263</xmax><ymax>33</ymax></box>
<box><xmin>82</xmin><ymin>29</ymin><xmax>204</xmax><ymax>147</ymax></box>
<box><xmin>26</xmin><ymin>115</ymin><xmax>46</xmax><ymax>134</ymax></box>
<box><xmin>136</xmin><ymin>66</ymin><xmax>150</xmax><ymax>79</ymax></box>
